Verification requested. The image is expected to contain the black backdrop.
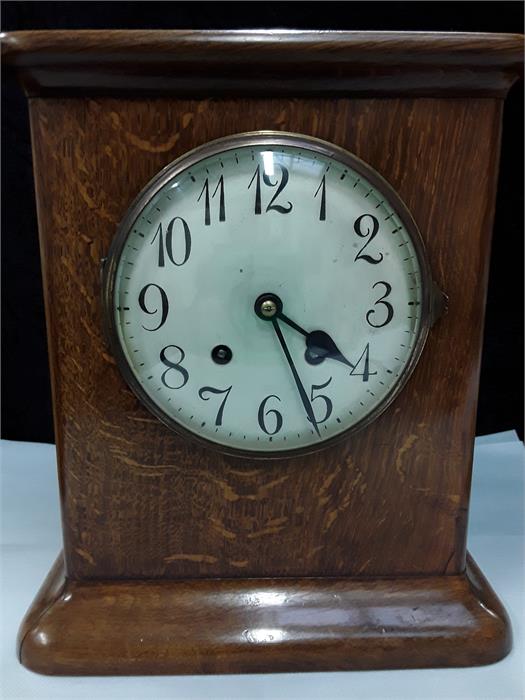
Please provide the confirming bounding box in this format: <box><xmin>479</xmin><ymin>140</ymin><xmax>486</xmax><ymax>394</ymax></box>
<box><xmin>2</xmin><ymin>1</ymin><xmax>523</xmax><ymax>443</ymax></box>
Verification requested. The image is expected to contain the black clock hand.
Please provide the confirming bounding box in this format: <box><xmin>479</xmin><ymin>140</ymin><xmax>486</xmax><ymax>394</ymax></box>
<box><xmin>255</xmin><ymin>292</ymin><xmax>353</xmax><ymax>373</ymax></box>
<box><xmin>276</xmin><ymin>312</ymin><xmax>355</xmax><ymax>370</ymax></box>
<box><xmin>278</xmin><ymin>312</ymin><xmax>308</xmax><ymax>337</ymax></box>
<box><xmin>271</xmin><ymin>318</ymin><xmax>321</xmax><ymax>438</ymax></box>
<box><xmin>303</xmin><ymin>329</ymin><xmax>355</xmax><ymax>369</ymax></box>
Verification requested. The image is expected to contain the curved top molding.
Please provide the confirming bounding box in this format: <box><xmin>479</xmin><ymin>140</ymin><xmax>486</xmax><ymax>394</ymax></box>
<box><xmin>2</xmin><ymin>29</ymin><xmax>523</xmax><ymax>98</ymax></box>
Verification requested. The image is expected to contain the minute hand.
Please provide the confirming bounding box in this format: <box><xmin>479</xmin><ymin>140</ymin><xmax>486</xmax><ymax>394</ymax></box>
<box><xmin>271</xmin><ymin>318</ymin><xmax>321</xmax><ymax>437</ymax></box>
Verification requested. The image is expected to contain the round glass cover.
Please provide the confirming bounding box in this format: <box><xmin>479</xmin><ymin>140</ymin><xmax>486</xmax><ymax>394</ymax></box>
<box><xmin>104</xmin><ymin>132</ymin><xmax>432</xmax><ymax>456</ymax></box>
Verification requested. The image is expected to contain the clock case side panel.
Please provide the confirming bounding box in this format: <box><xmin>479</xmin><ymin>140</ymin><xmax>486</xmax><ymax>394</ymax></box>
<box><xmin>25</xmin><ymin>100</ymin><xmax>76</xmax><ymax>566</ymax></box>
<box><xmin>26</xmin><ymin>95</ymin><xmax>504</xmax><ymax>581</ymax></box>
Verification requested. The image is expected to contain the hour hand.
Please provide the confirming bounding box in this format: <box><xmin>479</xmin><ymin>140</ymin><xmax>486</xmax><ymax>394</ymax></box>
<box><xmin>254</xmin><ymin>293</ymin><xmax>355</xmax><ymax>370</ymax></box>
<box><xmin>276</xmin><ymin>311</ymin><xmax>355</xmax><ymax>370</ymax></box>
<box><xmin>304</xmin><ymin>330</ymin><xmax>354</xmax><ymax>369</ymax></box>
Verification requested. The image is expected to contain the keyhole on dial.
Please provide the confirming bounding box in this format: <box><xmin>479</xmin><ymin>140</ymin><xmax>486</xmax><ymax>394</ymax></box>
<box><xmin>211</xmin><ymin>345</ymin><xmax>233</xmax><ymax>365</ymax></box>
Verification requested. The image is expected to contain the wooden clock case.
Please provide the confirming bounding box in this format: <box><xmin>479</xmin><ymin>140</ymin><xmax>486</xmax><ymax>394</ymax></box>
<box><xmin>3</xmin><ymin>30</ymin><xmax>523</xmax><ymax>675</ymax></box>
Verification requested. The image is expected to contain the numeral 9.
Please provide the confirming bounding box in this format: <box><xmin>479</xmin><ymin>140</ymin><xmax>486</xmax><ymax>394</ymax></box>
<box><xmin>138</xmin><ymin>284</ymin><xmax>169</xmax><ymax>331</ymax></box>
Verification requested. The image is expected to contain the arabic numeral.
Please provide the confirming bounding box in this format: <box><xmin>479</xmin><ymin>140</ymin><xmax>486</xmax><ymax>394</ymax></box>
<box><xmin>258</xmin><ymin>394</ymin><xmax>283</xmax><ymax>435</ymax></box>
<box><xmin>160</xmin><ymin>345</ymin><xmax>189</xmax><ymax>389</ymax></box>
<box><xmin>349</xmin><ymin>343</ymin><xmax>377</xmax><ymax>382</ymax></box>
<box><xmin>314</xmin><ymin>174</ymin><xmax>327</xmax><ymax>221</ymax></box>
<box><xmin>138</xmin><ymin>284</ymin><xmax>169</xmax><ymax>331</ymax></box>
<box><xmin>151</xmin><ymin>217</ymin><xmax>191</xmax><ymax>267</ymax></box>
<box><xmin>197</xmin><ymin>176</ymin><xmax>226</xmax><ymax>226</ymax></box>
<box><xmin>366</xmin><ymin>281</ymin><xmax>394</xmax><ymax>328</ymax></box>
<box><xmin>248</xmin><ymin>163</ymin><xmax>293</xmax><ymax>215</ymax></box>
<box><xmin>198</xmin><ymin>385</ymin><xmax>232</xmax><ymax>426</ymax></box>
<box><xmin>354</xmin><ymin>214</ymin><xmax>384</xmax><ymax>264</ymax></box>
<box><xmin>310</xmin><ymin>377</ymin><xmax>333</xmax><ymax>423</ymax></box>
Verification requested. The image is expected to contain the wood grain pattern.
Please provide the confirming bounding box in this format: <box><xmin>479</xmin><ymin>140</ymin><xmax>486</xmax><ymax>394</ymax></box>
<box><xmin>3</xmin><ymin>30</ymin><xmax>523</xmax><ymax>97</ymax></box>
<box><xmin>18</xmin><ymin>552</ymin><xmax>511</xmax><ymax>674</ymax></box>
<box><xmin>28</xmin><ymin>95</ymin><xmax>503</xmax><ymax>580</ymax></box>
<box><xmin>10</xmin><ymin>29</ymin><xmax>518</xmax><ymax>674</ymax></box>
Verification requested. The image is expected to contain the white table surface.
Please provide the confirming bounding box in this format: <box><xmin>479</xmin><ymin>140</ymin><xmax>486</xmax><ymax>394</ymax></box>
<box><xmin>1</xmin><ymin>432</ymin><xmax>523</xmax><ymax>700</ymax></box>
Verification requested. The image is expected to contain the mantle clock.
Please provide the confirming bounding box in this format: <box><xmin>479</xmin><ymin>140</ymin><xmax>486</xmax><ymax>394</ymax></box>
<box><xmin>3</xmin><ymin>30</ymin><xmax>523</xmax><ymax>675</ymax></box>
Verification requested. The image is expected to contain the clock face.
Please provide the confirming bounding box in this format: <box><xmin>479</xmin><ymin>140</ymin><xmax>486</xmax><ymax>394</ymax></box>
<box><xmin>103</xmin><ymin>132</ymin><xmax>432</xmax><ymax>457</ymax></box>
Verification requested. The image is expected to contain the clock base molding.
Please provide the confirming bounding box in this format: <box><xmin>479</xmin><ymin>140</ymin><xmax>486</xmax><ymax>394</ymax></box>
<box><xmin>18</xmin><ymin>553</ymin><xmax>510</xmax><ymax>675</ymax></box>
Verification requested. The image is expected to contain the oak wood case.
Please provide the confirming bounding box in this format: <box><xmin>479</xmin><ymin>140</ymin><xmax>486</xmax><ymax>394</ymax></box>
<box><xmin>4</xmin><ymin>30</ymin><xmax>523</xmax><ymax>674</ymax></box>
<box><xmin>18</xmin><ymin>554</ymin><xmax>511</xmax><ymax>675</ymax></box>
<box><xmin>2</xmin><ymin>29</ymin><xmax>523</xmax><ymax>97</ymax></box>
<box><xmin>26</xmin><ymin>94</ymin><xmax>502</xmax><ymax>580</ymax></box>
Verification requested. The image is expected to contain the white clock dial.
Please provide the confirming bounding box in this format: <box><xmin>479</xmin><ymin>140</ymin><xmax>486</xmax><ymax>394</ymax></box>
<box><xmin>104</xmin><ymin>132</ymin><xmax>432</xmax><ymax>456</ymax></box>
